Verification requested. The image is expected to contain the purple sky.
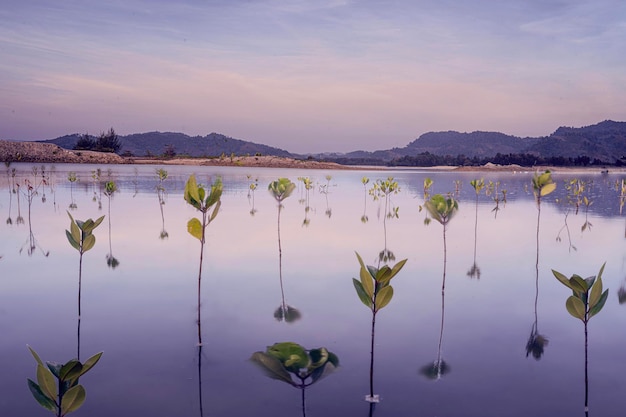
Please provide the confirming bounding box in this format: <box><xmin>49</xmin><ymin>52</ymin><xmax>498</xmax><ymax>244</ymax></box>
<box><xmin>1</xmin><ymin>0</ymin><xmax>625</xmax><ymax>153</ymax></box>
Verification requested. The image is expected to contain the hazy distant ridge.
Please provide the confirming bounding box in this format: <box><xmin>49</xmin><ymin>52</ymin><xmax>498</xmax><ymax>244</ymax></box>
<box><xmin>41</xmin><ymin>120</ymin><xmax>626</xmax><ymax>164</ymax></box>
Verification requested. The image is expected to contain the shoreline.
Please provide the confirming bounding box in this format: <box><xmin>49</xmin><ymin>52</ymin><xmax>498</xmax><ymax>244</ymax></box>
<box><xmin>1</xmin><ymin>140</ymin><xmax>623</xmax><ymax>173</ymax></box>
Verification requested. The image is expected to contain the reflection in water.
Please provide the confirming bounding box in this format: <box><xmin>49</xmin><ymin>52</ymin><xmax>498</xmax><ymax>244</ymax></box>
<box><xmin>156</xmin><ymin>169</ymin><xmax>169</xmax><ymax>239</ymax></box>
<box><xmin>269</xmin><ymin>178</ymin><xmax>301</xmax><ymax>323</ymax></box>
<box><xmin>104</xmin><ymin>181</ymin><xmax>120</xmax><ymax>268</ymax></box>
<box><xmin>250</xmin><ymin>342</ymin><xmax>339</xmax><ymax>417</ymax></box>
<box><xmin>19</xmin><ymin>178</ymin><xmax>49</xmax><ymax>257</ymax></box>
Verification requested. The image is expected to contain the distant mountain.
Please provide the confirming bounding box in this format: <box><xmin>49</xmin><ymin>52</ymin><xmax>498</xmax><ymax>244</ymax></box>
<box><xmin>39</xmin><ymin>120</ymin><xmax>626</xmax><ymax>165</ymax></box>
<box><xmin>330</xmin><ymin>120</ymin><xmax>626</xmax><ymax>164</ymax></box>
<box><xmin>43</xmin><ymin>131</ymin><xmax>293</xmax><ymax>158</ymax></box>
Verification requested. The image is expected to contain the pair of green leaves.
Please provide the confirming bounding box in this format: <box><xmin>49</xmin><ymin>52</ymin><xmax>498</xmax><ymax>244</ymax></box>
<box><xmin>424</xmin><ymin>194</ymin><xmax>458</xmax><ymax>226</ymax></box>
<box><xmin>369</xmin><ymin>177</ymin><xmax>400</xmax><ymax>201</ymax></box>
<box><xmin>268</xmin><ymin>178</ymin><xmax>296</xmax><ymax>203</ymax></box>
<box><xmin>250</xmin><ymin>342</ymin><xmax>339</xmax><ymax>387</ymax></box>
<box><xmin>27</xmin><ymin>347</ymin><xmax>102</xmax><ymax>417</ymax></box>
<box><xmin>532</xmin><ymin>170</ymin><xmax>557</xmax><ymax>200</ymax></box>
<box><xmin>184</xmin><ymin>175</ymin><xmax>223</xmax><ymax>241</ymax></box>
<box><xmin>352</xmin><ymin>252</ymin><xmax>407</xmax><ymax>313</ymax></box>
<box><xmin>552</xmin><ymin>263</ymin><xmax>609</xmax><ymax>322</ymax></box>
<box><xmin>65</xmin><ymin>213</ymin><xmax>105</xmax><ymax>254</ymax></box>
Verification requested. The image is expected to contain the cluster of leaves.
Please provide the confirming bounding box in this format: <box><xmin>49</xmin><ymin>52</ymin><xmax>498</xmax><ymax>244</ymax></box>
<box><xmin>552</xmin><ymin>264</ymin><xmax>609</xmax><ymax>323</ymax></box>
<box><xmin>532</xmin><ymin>171</ymin><xmax>556</xmax><ymax>203</ymax></box>
<box><xmin>65</xmin><ymin>213</ymin><xmax>104</xmax><ymax>255</ymax></box>
<box><xmin>352</xmin><ymin>253</ymin><xmax>407</xmax><ymax>313</ymax></box>
<box><xmin>269</xmin><ymin>178</ymin><xmax>296</xmax><ymax>203</ymax></box>
<box><xmin>27</xmin><ymin>347</ymin><xmax>102</xmax><ymax>417</ymax></box>
<box><xmin>424</xmin><ymin>194</ymin><xmax>458</xmax><ymax>226</ymax></box>
<box><xmin>184</xmin><ymin>175</ymin><xmax>222</xmax><ymax>242</ymax></box>
<box><xmin>250</xmin><ymin>342</ymin><xmax>339</xmax><ymax>388</ymax></box>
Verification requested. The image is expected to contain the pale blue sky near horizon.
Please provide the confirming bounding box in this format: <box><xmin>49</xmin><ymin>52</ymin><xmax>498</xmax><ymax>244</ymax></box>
<box><xmin>1</xmin><ymin>0</ymin><xmax>625</xmax><ymax>153</ymax></box>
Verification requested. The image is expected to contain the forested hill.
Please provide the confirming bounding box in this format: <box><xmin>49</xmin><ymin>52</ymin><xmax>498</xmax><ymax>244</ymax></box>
<box><xmin>336</xmin><ymin>120</ymin><xmax>626</xmax><ymax>165</ymax></box>
<box><xmin>43</xmin><ymin>131</ymin><xmax>293</xmax><ymax>158</ymax></box>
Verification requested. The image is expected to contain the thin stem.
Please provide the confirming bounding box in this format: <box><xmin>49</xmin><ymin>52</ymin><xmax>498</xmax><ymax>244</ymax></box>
<box><xmin>78</xmin><ymin>252</ymin><xmax>83</xmax><ymax>360</ymax></box>
<box><xmin>369</xmin><ymin>311</ymin><xmax>376</xmax><ymax>398</ymax></box>
<box><xmin>301</xmin><ymin>385</ymin><xmax>307</xmax><ymax>417</ymax></box>
<box><xmin>278</xmin><ymin>204</ymin><xmax>286</xmax><ymax>311</ymax></box>
<box><xmin>198</xmin><ymin>345</ymin><xmax>204</xmax><ymax>417</ymax></box>
<box><xmin>584</xmin><ymin>319</ymin><xmax>589</xmax><ymax>412</ymax></box>
<box><xmin>473</xmin><ymin>196</ymin><xmax>478</xmax><ymax>263</ymax></box>
<box><xmin>197</xmin><ymin>211</ymin><xmax>207</xmax><ymax>347</ymax></box>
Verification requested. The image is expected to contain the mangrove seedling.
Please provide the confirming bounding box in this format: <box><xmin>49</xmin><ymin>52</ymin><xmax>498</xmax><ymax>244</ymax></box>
<box><xmin>184</xmin><ymin>175</ymin><xmax>223</xmax><ymax>346</ymax></box>
<box><xmin>352</xmin><ymin>252</ymin><xmax>407</xmax><ymax>403</ymax></box>
<box><xmin>552</xmin><ymin>263</ymin><xmax>609</xmax><ymax>414</ymax></box>
<box><xmin>103</xmin><ymin>180</ymin><xmax>119</xmax><ymax>268</ymax></box>
<box><xmin>268</xmin><ymin>178</ymin><xmax>299</xmax><ymax>322</ymax></box>
<box><xmin>250</xmin><ymin>342</ymin><xmax>339</xmax><ymax>417</ymax></box>
<box><xmin>369</xmin><ymin>177</ymin><xmax>400</xmax><ymax>264</ymax></box>
<box><xmin>298</xmin><ymin>177</ymin><xmax>313</xmax><ymax>226</ymax></box>
<box><xmin>67</xmin><ymin>172</ymin><xmax>78</xmax><ymax>210</ymax></box>
<box><xmin>468</xmin><ymin>179</ymin><xmax>485</xmax><ymax>279</ymax></box>
<box><xmin>27</xmin><ymin>346</ymin><xmax>102</xmax><ymax>417</ymax></box>
<box><xmin>423</xmin><ymin>194</ymin><xmax>458</xmax><ymax>378</ymax></box>
<box><xmin>156</xmin><ymin>168</ymin><xmax>168</xmax><ymax>238</ymax></box>
<box><xmin>361</xmin><ymin>176</ymin><xmax>369</xmax><ymax>223</ymax></box>
<box><xmin>66</xmin><ymin>212</ymin><xmax>104</xmax><ymax>359</ymax></box>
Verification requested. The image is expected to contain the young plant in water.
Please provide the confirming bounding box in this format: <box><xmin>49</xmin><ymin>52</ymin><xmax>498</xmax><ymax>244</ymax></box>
<box><xmin>423</xmin><ymin>194</ymin><xmax>458</xmax><ymax>378</ymax></box>
<box><xmin>66</xmin><ymin>212</ymin><xmax>104</xmax><ymax>359</ymax></box>
<box><xmin>27</xmin><ymin>346</ymin><xmax>102</xmax><ymax>417</ymax></box>
<box><xmin>352</xmin><ymin>252</ymin><xmax>407</xmax><ymax>403</ymax></box>
<box><xmin>468</xmin><ymin>179</ymin><xmax>485</xmax><ymax>279</ymax></box>
<box><xmin>67</xmin><ymin>172</ymin><xmax>78</xmax><ymax>210</ymax></box>
<box><xmin>369</xmin><ymin>177</ymin><xmax>400</xmax><ymax>264</ymax></box>
<box><xmin>184</xmin><ymin>175</ymin><xmax>222</xmax><ymax>346</ymax></box>
<box><xmin>268</xmin><ymin>178</ymin><xmax>300</xmax><ymax>322</ymax></box>
<box><xmin>103</xmin><ymin>180</ymin><xmax>119</xmax><ymax>268</ymax></box>
<box><xmin>156</xmin><ymin>168</ymin><xmax>168</xmax><ymax>238</ymax></box>
<box><xmin>361</xmin><ymin>176</ymin><xmax>369</xmax><ymax>223</ymax></box>
<box><xmin>552</xmin><ymin>264</ymin><xmax>609</xmax><ymax>414</ymax></box>
<box><xmin>250</xmin><ymin>342</ymin><xmax>339</xmax><ymax>417</ymax></box>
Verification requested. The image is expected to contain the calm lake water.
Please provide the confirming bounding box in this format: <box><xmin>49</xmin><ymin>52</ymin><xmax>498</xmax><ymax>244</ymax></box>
<box><xmin>1</xmin><ymin>163</ymin><xmax>625</xmax><ymax>417</ymax></box>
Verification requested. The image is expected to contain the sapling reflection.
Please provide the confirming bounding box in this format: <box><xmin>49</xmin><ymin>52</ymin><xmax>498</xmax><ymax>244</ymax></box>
<box><xmin>424</xmin><ymin>194</ymin><xmax>458</xmax><ymax>378</ymax></box>
<box><xmin>156</xmin><ymin>168</ymin><xmax>168</xmax><ymax>238</ymax></box>
<box><xmin>67</xmin><ymin>172</ymin><xmax>77</xmax><ymax>210</ymax></box>
<box><xmin>184</xmin><ymin>175</ymin><xmax>222</xmax><ymax>346</ymax></box>
<box><xmin>66</xmin><ymin>212</ymin><xmax>104</xmax><ymax>359</ymax></box>
<box><xmin>352</xmin><ymin>252</ymin><xmax>407</xmax><ymax>403</ymax></box>
<box><xmin>552</xmin><ymin>264</ymin><xmax>609</xmax><ymax>414</ymax></box>
<box><xmin>369</xmin><ymin>177</ymin><xmax>400</xmax><ymax>264</ymax></box>
<box><xmin>103</xmin><ymin>181</ymin><xmax>119</xmax><ymax>268</ymax></box>
<box><xmin>26</xmin><ymin>346</ymin><xmax>102</xmax><ymax>417</ymax></box>
<box><xmin>268</xmin><ymin>178</ymin><xmax>300</xmax><ymax>321</ymax></box>
<box><xmin>468</xmin><ymin>179</ymin><xmax>485</xmax><ymax>279</ymax></box>
<box><xmin>250</xmin><ymin>342</ymin><xmax>339</xmax><ymax>417</ymax></box>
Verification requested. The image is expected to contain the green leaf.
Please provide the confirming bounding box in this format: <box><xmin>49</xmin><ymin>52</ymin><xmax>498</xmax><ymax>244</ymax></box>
<box><xmin>92</xmin><ymin>215</ymin><xmax>105</xmax><ymax>230</ymax></box>
<box><xmin>209</xmin><ymin>200</ymin><xmax>221</xmax><ymax>222</ymax></box>
<box><xmin>28</xmin><ymin>346</ymin><xmax>45</xmax><ymax>367</ymax></box>
<box><xmin>589</xmin><ymin>276</ymin><xmax>603</xmax><ymax>310</ymax></box>
<box><xmin>187</xmin><ymin>218</ymin><xmax>203</xmax><ymax>241</ymax></box>
<box><xmin>308</xmin><ymin>348</ymin><xmax>329</xmax><ymax>370</ymax></box>
<box><xmin>59</xmin><ymin>360</ymin><xmax>82</xmax><ymax>382</ymax></box>
<box><xmin>27</xmin><ymin>379</ymin><xmax>57</xmax><ymax>412</ymax></box>
<box><xmin>376</xmin><ymin>286</ymin><xmax>394</xmax><ymax>311</ymax></box>
<box><xmin>359</xmin><ymin>265</ymin><xmax>374</xmax><ymax>298</ymax></box>
<box><xmin>60</xmin><ymin>384</ymin><xmax>86</xmax><ymax>415</ymax></box>
<box><xmin>205</xmin><ymin>177</ymin><xmax>223</xmax><ymax>208</ymax></box>
<box><xmin>184</xmin><ymin>175</ymin><xmax>201</xmax><ymax>208</ymax></box>
<box><xmin>46</xmin><ymin>362</ymin><xmax>62</xmax><ymax>378</ymax></box>
<box><xmin>79</xmin><ymin>352</ymin><xmax>103</xmax><ymax>377</ymax></box>
<box><xmin>82</xmin><ymin>234</ymin><xmax>96</xmax><ymax>253</ymax></box>
<box><xmin>249</xmin><ymin>352</ymin><xmax>296</xmax><ymax>387</ymax></box>
<box><xmin>37</xmin><ymin>364</ymin><xmax>57</xmax><ymax>402</ymax></box>
<box><xmin>65</xmin><ymin>230</ymin><xmax>80</xmax><ymax>251</ymax></box>
<box><xmin>266</xmin><ymin>342</ymin><xmax>310</xmax><ymax>373</ymax></box>
<box><xmin>352</xmin><ymin>278</ymin><xmax>372</xmax><ymax>308</ymax></box>
<box><xmin>540</xmin><ymin>182</ymin><xmax>557</xmax><ymax>197</ymax></box>
<box><xmin>589</xmin><ymin>289</ymin><xmax>609</xmax><ymax>319</ymax></box>
<box><xmin>569</xmin><ymin>275</ymin><xmax>588</xmax><ymax>295</ymax></box>
<box><xmin>565</xmin><ymin>296</ymin><xmax>586</xmax><ymax>321</ymax></box>
<box><xmin>552</xmin><ymin>269</ymin><xmax>573</xmax><ymax>290</ymax></box>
